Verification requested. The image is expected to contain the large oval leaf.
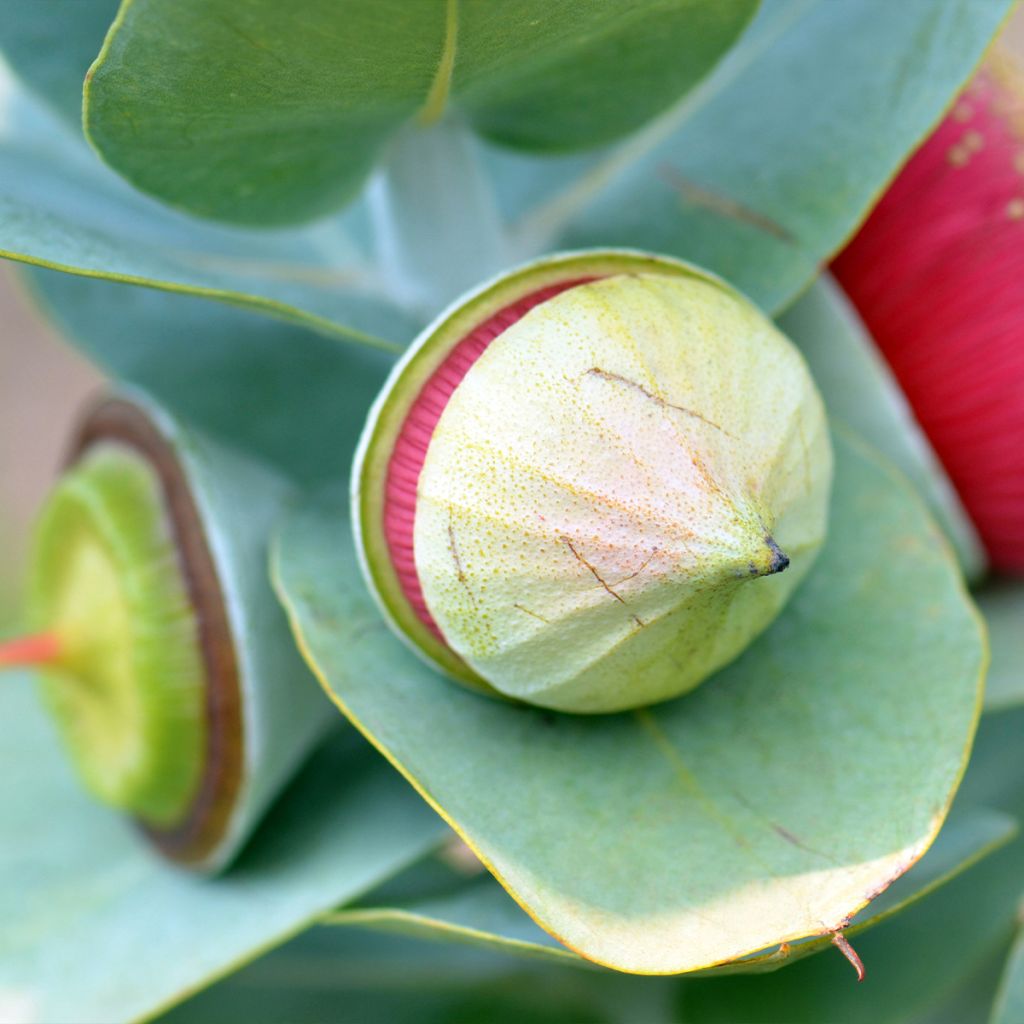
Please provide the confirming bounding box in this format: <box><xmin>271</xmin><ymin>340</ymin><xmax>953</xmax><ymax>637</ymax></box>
<box><xmin>679</xmin><ymin>703</ymin><xmax>1024</xmax><ymax>1021</ymax></box>
<box><xmin>493</xmin><ymin>0</ymin><xmax>1014</xmax><ymax>315</ymax></box>
<box><xmin>273</xmin><ymin>430</ymin><xmax>984</xmax><ymax>974</ymax></box>
<box><xmin>83</xmin><ymin>0</ymin><xmax>756</xmax><ymax>225</ymax></box>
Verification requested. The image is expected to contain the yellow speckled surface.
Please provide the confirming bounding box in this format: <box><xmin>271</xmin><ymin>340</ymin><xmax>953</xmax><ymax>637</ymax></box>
<box><xmin>416</xmin><ymin>271</ymin><xmax>831</xmax><ymax>711</ymax></box>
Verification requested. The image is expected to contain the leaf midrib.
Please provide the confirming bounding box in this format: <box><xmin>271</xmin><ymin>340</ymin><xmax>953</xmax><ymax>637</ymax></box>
<box><xmin>419</xmin><ymin>0</ymin><xmax>459</xmax><ymax>125</ymax></box>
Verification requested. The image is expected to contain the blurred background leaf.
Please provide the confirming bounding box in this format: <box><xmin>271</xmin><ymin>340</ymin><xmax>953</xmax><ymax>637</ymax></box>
<box><xmin>0</xmin><ymin>0</ymin><xmax>1011</xmax><ymax>345</ymax></box>
<box><xmin>0</xmin><ymin>82</ymin><xmax>417</xmax><ymax>347</ymax></box>
<box><xmin>0</xmin><ymin>0</ymin><xmax>118</xmax><ymax>126</ymax></box>
<box><xmin>160</xmin><ymin>926</ymin><xmax>671</xmax><ymax>1024</ymax></box>
<box><xmin>991</xmin><ymin>924</ymin><xmax>1024</xmax><ymax>1024</ymax></box>
<box><xmin>976</xmin><ymin>582</ymin><xmax>1024</xmax><ymax>713</ymax></box>
<box><xmin>20</xmin><ymin>268</ymin><xmax>395</xmax><ymax>485</ymax></box>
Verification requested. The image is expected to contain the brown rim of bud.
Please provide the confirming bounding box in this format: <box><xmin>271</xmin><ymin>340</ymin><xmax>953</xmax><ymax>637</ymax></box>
<box><xmin>67</xmin><ymin>397</ymin><xmax>244</xmax><ymax>866</ymax></box>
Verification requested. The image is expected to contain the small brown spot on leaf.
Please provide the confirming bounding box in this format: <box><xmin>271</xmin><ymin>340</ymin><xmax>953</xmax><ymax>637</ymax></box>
<box><xmin>770</xmin><ymin>822</ymin><xmax>826</xmax><ymax>857</ymax></box>
<box><xmin>659</xmin><ymin>165</ymin><xmax>796</xmax><ymax>243</ymax></box>
<box><xmin>772</xmin><ymin>823</ymin><xmax>802</xmax><ymax>846</ymax></box>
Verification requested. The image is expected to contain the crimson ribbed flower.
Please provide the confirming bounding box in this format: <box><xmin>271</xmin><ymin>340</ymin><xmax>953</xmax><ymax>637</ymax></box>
<box><xmin>833</xmin><ymin>57</ymin><xmax>1024</xmax><ymax>573</ymax></box>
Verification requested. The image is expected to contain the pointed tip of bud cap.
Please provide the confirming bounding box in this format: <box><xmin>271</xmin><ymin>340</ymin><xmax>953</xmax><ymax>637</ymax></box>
<box><xmin>731</xmin><ymin>535</ymin><xmax>789</xmax><ymax>581</ymax></box>
<box><xmin>765</xmin><ymin>535</ymin><xmax>791</xmax><ymax>576</ymax></box>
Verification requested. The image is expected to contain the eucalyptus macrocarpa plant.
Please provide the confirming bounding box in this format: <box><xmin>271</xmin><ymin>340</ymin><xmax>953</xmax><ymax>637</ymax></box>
<box><xmin>0</xmin><ymin>2</ymin><xmax>1022</xmax><ymax>1022</ymax></box>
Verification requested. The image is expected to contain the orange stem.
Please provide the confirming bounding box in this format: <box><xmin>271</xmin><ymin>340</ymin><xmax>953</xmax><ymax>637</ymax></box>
<box><xmin>0</xmin><ymin>633</ymin><xmax>62</xmax><ymax>669</ymax></box>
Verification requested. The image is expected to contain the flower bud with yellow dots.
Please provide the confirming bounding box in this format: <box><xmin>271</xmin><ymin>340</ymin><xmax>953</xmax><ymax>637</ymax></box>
<box><xmin>353</xmin><ymin>251</ymin><xmax>833</xmax><ymax>713</ymax></box>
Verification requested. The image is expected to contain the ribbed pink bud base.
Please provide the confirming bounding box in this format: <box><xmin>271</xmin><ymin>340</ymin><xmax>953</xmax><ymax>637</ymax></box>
<box><xmin>383</xmin><ymin>278</ymin><xmax>597</xmax><ymax>641</ymax></box>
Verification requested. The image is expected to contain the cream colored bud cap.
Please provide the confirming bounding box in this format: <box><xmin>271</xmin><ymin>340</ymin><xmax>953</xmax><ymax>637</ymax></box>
<box><xmin>354</xmin><ymin>252</ymin><xmax>832</xmax><ymax>713</ymax></box>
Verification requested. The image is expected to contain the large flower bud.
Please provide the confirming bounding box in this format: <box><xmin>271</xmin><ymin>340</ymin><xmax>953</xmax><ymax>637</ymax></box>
<box><xmin>354</xmin><ymin>251</ymin><xmax>832</xmax><ymax>712</ymax></box>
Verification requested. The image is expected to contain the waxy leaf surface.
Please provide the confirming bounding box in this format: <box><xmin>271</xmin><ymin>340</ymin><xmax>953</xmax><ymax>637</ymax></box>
<box><xmin>21</xmin><ymin>268</ymin><xmax>395</xmax><ymax>486</ymax></box>
<box><xmin>489</xmin><ymin>0</ymin><xmax>1014</xmax><ymax>314</ymax></box>
<box><xmin>324</xmin><ymin>805</ymin><xmax>1016</xmax><ymax>974</ymax></box>
<box><xmin>0</xmin><ymin>80</ymin><xmax>416</xmax><ymax>348</ymax></box>
<box><xmin>274</xmin><ymin>432</ymin><xmax>984</xmax><ymax>974</ymax></box>
<box><xmin>680</xmin><ymin>704</ymin><xmax>1024</xmax><ymax>1022</ymax></box>
<box><xmin>0</xmin><ymin>680</ymin><xmax>445</xmax><ymax>1023</ymax></box>
<box><xmin>84</xmin><ymin>0</ymin><xmax>756</xmax><ymax>224</ymax></box>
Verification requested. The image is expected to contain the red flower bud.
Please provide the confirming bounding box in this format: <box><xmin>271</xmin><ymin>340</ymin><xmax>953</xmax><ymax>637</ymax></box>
<box><xmin>833</xmin><ymin>55</ymin><xmax>1024</xmax><ymax>573</ymax></box>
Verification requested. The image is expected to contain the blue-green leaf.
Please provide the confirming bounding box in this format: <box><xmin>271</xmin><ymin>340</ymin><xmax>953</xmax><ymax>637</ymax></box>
<box><xmin>0</xmin><ymin>83</ymin><xmax>416</xmax><ymax>347</ymax></box>
<box><xmin>495</xmin><ymin>0</ymin><xmax>1013</xmax><ymax>314</ymax></box>
<box><xmin>323</xmin><ymin>805</ymin><xmax>1016</xmax><ymax>974</ymax></box>
<box><xmin>21</xmin><ymin>268</ymin><xmax>395</xmax><ymax>485</ymax></box>
<box><xmin>0</xmin><ymin>0</ymin><xmax>118</xmax><ymax>124</ymax></box>
<box><xmin>992</xmin><ymin>924</ymin><xmax>1024</xmax><ymax>1024</ymax></box>
<box><xmin>680</xmin><ymin>705</ymin><xmax>1024</xmax><ymax>1022</ymax></box>
<box><xmin>160</xmin><ymin>927</ymin><xmax>640</xmax><ymax>1024</ymax></box>
<box><xmin>0</xmin><ymin>678</ymin><xmax>445</xmax><ymax>1024</ymax></box>
<box><xmin>273</xmin><ymin>430</ymin><xmax>984</xmax><ymax>974</ymax></box>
